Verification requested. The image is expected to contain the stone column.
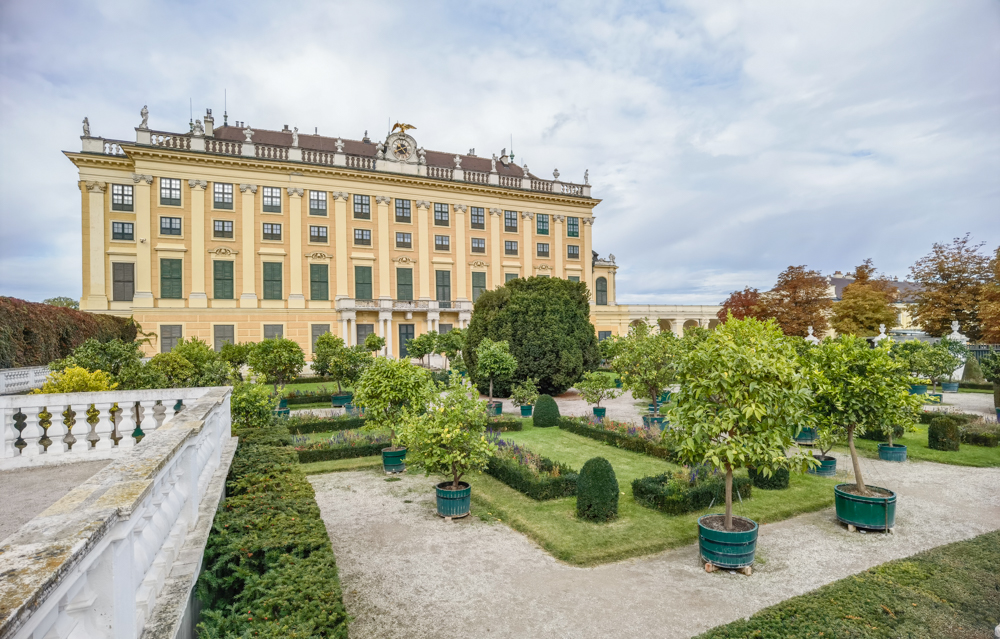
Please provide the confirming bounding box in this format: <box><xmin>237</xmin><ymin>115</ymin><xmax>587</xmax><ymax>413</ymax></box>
<box><xmin>377</xmin><ymin>195</ymin><xmax>392</xmax><ymax>299</ymax></box>
<box><xmin>582</xmin><ymin>217</ymin><xmax>594</xmax><ymax>294</ymax></box>
<box><xmin>416</xmin><ymin>200</ymin><xmax>431</xmax><ymax>299</ymax></box>
<box><xmin>287</xmin><ymin>187</ymin><xmax>305</xmax><ymax>308</ymax></box>
<box><xmin>521</xmin><ymin>211</ymin><xmax>534</xmax><ymax>276</ymax></box>
<box><xmin>188</xmin><ymin>180</ymin><xmax>209</xmax><ymax>308</ymax></box>
<box><xmin>239</xmin><ymin>184</ymin><xmax>258</xmax><ymax>307</ymax></box>
<box><xmin>332</xmin><ymin>192</ymin><xmax>350</xmax><ymax>299</ymax></box>
<box><xmin>553</xmin><ymin>215</ymin><xmax>565</xmax><ymax>279</ymax></box>
<box><xmin>489</xmin><ymin>208</ymin><xmax>502</xmax><ymax>288</ymax></box>
<box><xmin>85</xmin><ymin>181</ymin><xmax>108</xmax><ymax>309</ymax></box>
<box><xmin>454</xmin><ymin>205</ymin><xmax>468</xmax><ymax>300</ymax></box>
<box><xmin>672</xmin><ymin>319</ymin><xmax>684</xmax><ymax>337</ymax></box>
<box><xmin>379</xmin><ymin>311</ymin><xmax>393</xmax><ymax>357</ymax></box>
<box><xmin>132</xmin><ymin>174</ymin><xmax>154</xmax><ymax>307</ymax></box>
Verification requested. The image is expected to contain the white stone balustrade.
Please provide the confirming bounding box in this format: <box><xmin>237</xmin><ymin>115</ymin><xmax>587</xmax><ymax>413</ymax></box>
<box><xmin>0</xmin><ymin>367</ymin><xmax>50</xmax><ymax>395</ymax></box>
<box><xmin>0</xmin><ymin>387</ymin><xmax>235</xmax><ymax>639</ymax></box>
<box><xmin>1</xmin><ymin>388</ymin><xmax>213</xmax><ymax>469</ymax></box>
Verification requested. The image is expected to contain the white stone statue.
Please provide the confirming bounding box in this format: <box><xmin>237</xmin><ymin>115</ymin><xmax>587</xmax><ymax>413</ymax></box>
<box><xmin>947</xmin><ymin>320</ymin><xmax>969</xmax><ymax>343</ymax></box>
<box><xmin>292</xmin><ymin>127</ymin><xmax>299</xmax><ymax>147</ymax></box>
<box><xmin>418</xmin><ymin>147</ymin><xmax>426</xmax><ymax>165</ymax></box>
<box><xmin>192</xmin><ymin>119</ymin><xmax>204</xmax><ymax>135</ymax></box>
<box><xmin>335</xmin><ymin>138</ymin><xmax>345</xmax><ymax>153</ymax></box>
<box><xmin>584</xmin><ymin>169</ymin><xmax>589</xmax><ymax>185</ymax></box>
<box><xmin>490</xmin><ymin>154</ymin><xmax>497</xmax><ymax>172</ymax></box>
<box><xmin>608</xmin><ymin>253</ymin><xmax>616</xmax><ymax>264</ymax></box>
<box><xmin>523</xmin><ymin>162</ymin><xmax>529</xmax><ymax>175</ymax></box>
<box><xmin>375</xmin><ymin>142</ymin><xmax>385</xmax><ymax>160</ymax></box>
<box><xmin>805</xmin><ymin>326</ymin><xmax>820</xmax><ymax>345</ymax></box>
<box><xmin>873</xmin><ymin>324</ymin><xmax>888</xmax><ymax>343</ymax></box>
<box><xmin>82</xmin><ymin>117</ymin><xmax>90</xmax><ymax>137</ymax></box>
<box><xmin>139</xmin><ymin>105</ymin><xmax>149</xmax><ymax>129</ymax></box>
<box><xmin>553</xmin><ymin>168</ymin><xmax>560</xmax><ymax>180</ymax></box>
<box><xmin>453</xmin><ymin>154</ymin><xmax>462</xmax><ymax>168</ymax></box>
<box><xmin>243</xmin><ymin>125</ymin><xmax>254</xmax><ymax>143</ymax></box>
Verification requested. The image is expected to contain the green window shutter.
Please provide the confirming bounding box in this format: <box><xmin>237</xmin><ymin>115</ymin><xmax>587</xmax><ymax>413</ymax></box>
<box><xmin>160</xmin><ymin>258</ymin><xmax>182</xmax><ymax>299</ymax></box>
<box><xmin>263</xmin><ymin>262</ymin><xmax>283</xmax><ymax>300</ymax></box>
<box><xmin>435</xmin><ymin>270</ymin><xmax>451</xmax><ymax>301</ymax></box>
<box><xmin>213</xmin><ymin>261</ymin><xmax>234</xmax><ymax>299</ymax></box>
<box><xmin>472</xmin><ymin>271</ymin><xmax>486</xmax><ymax>301</ymax></box>
<box><xmin>567</xmin><ymin>216</ymin><xmax>579</xmax><ymax>237</ymax></box>
<box><xmin>310</xmin><ymin>264</ymin><xmax>329</xmax><ymax>300</ymax></box>
<box><xmin>397</xmin><ymin>268</ymin><xmax>413</xmax><ymax>301</ymax></box>
<box><xmin>355</xmin><ymin>266</ymin><xmax>372</xmax><ymax>300</ymax></box>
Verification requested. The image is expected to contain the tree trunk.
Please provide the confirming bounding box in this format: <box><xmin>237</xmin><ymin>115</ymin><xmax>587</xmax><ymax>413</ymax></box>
<box><xmin>848</xmin><ymin>424</ymin><xmax>869</xmax><ymax>495</ymax></box>
<box><xmin>993</xmin><ymin>382</ymin><xmax>999</xmax><ymax>410</ymax></box>
<box><xmin>724</xmin><ymin>464</ymin><xmax>733</xmax><ymax>531</ymax></box>
<box><xmin>887</xmin><ymin>428</ymin><xmax>893</xmax><ymax>447</ymax></box>
<box><xmin>489</xmin><ymin>379</ymin><xmax>494</xmax><ymax>404</ymax></box>
<box><xmin>452</xmin><ymin>461</ymin><xmax>460</xmax><ymax>489</ymax></box>
<box><xmin>336</xmin><ymin>380</ymin><xmax>343</xmax><ymax>394</ymax></box>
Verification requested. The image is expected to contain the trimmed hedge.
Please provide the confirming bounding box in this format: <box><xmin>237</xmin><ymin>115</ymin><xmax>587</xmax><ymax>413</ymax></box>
<box><xmin>485</xmin><ymin>455</ymin><xmax>578</xmax><ymax>500</ymax></box>
<box><xmin>285</xmin><ymin>415</ymin><xmax>367</xmax><ymax>434</ymax></box>
<box><xmin>928</xmin><ymin>415</ymin><xmax>961</xmax><ymax>451</ymax></box>
<box><xmin>196</xmin><ymin>397</ymin><xmax>349</xmax><ymax>638</ymax></box>
<box><xmin>577</xmin><ymin>457</ymin><xmax>619</xmax><ymax>522</ymax></box>
<box><xmin>557</xmin><ymin>417</ymin><xmax>676</xmax><ymax>461</ymax></box>
<box><xmin>0</xmin><ymin>296</ymin><xmax>137</xmax><ymax>368</ymax></box>
<box><xmin>960</xmin><ymin>422</ymin><xmax>1000</xmax><ymax>447</ymax></box>
<box><xmin>297</xmin><ymin>443</ymin><xmax>385</xmax><ymax>463</ymax></box>
<box><xmin>958</xmin><ymin>382</ymin><xmax>992</xmax><ymax>391</ymax></box>
<box><xmin>488</xmin><ymin>417</ymin><xmax>524</xmax><ymax>432</ymax></box>
<box><xmin>918</xmin><ymin>411</ymin><xmax>977</xmax><ymax>426</ymax></box>
<box><xmin>632</xmin><ymin>471</ymin><xmax>753</xmax><ymax>515</ymax></box>
<box><xmin>533</xmin><ymin>394</ymin><xmax>560</xmax><ymax>427</ymax></box>
<box><xmin>859</xmin><ymin>424</ymin><xmax>905</xmax><ymax>442</ymax></box>
<box><xmin>748</xmin><ymin>467</ymin><xmax>789</xmax><ymax>490</ymax></box>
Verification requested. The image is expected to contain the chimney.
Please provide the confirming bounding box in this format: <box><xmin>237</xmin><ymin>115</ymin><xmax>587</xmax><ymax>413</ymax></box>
<box><xmin>204</xmin><ymin>109</ymin><xmax>215</xmax><ymax>138</ymax></box>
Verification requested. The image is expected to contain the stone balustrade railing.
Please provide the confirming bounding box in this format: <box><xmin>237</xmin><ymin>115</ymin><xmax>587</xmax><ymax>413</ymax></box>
<box><xmin>0</xmin><ymin>366</ymin><xmax>50</xmax><ymax>396</ymax></box>
<box><xmin>1</xmin><ymin>387</ymin><xmax>212</xmax><ymax>469</ymax></box>
<box><xmin>0</xmin><ymin>387</ymin><xmax>234</xmax><ymax>639</ymax></box>
<box><xmin>335</xmin><ymin>298</ymin><xmax>472</xmax><ymax>312</ymax></box>
<box><xmin>204</xmin><ymin>138</ymin><xmax>242</xmax><ymax>155</ymax></box>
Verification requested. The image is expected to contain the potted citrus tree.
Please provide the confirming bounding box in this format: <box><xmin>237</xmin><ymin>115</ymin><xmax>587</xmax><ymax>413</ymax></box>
<box><xmin>510</xmin><ymin>377</ymin><xmax>539</xmax><ymax>417</ymax></box>
<box><xmin>398</xmin><ymin>378</ymin><xmax>498</xmax><ymax>518</ymax></box>
<box><xmin>668</xmin><ymin>316</ymin><xmax>814</xmax><ymax>575</ymax></box>
<box><xmin>474</xmin><ymin>338</ymin><xmax>518</xmax><ymax>416</ymax></box>
<box><xmin>813</xmin><ymin>336</ymin><xmax>920</xmax><ymax>531</ymax></box>
<box><xmin>576</xmin><ymin>371</ymin><xmax>622</xmax><ymax>421</ymax></box>
<box><xmin>247</xmin><ymin>337</ymin><xmax>305</xmax><ymax>416</ymax></box>
<box><xmin>610</xmin><ymin>321</ymin><xmax>681</xmax><ymax>429</ymax></box>
<box><xmin>353</xmin><ymin>357</ymin><xmax>432</xmax><ymax>473</ymax></box>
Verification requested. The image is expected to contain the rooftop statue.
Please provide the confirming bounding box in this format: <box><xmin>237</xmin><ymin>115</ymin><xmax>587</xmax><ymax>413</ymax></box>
<box><xmin>391</xmin><ymin>122</ymin><xmax>416</xmax><ymax>134</ymax></box>
<box><xmin>82</xmin><ymin>117</ymin><xmax>90</xmax><ymax>137</ymax></box>
<box><xmin>139</xmin><ymin>105</ymin><xmax>149</xmax><ymax>129</ymax></box>
<box><xmin>292</xmin><ymin>127</ymin><xmax>299</xmax><ymax>147</ymax></box>
<box><xmin>243</xmin><ymin>125</ymin><xmax>254</xmax><ymax>143</ymax></box>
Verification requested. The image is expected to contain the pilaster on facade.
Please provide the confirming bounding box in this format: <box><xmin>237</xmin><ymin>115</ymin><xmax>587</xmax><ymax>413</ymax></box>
<box><xmin>377</xmin><ymin>194</ymin><xmax>392</xmax><ymax>299</ymax></box>
<box><xmin>415</xmin><ymin>201</ymin><xmax>431</xmax><ymax>299</ymax></box>
<box><xmin>132</xmin><ymin>178</ymin><xmax>154</xmax><ymax>308</ymax></box>
<box><xmin>454</xmin><ymin>205</ymin><xmax>468</xmax><ymax>300</ymax></box>
<box><xmin>553</xmin><ymin>215</ymin><xmax>565</xmax><ymax>279</ymax></box>
<box><xmin>582</xmin><ymin>217</ymin><xmax>594</xmax><ymax>296</ymax></box>
<box><xmin>521</xmin><ymin>210</ymin><xmax>534</xmax><ymax>275</ymax></box>
<box><xmin>84</xmin><ymin>181</ymin><xmax>108</xmax><ymax>309</ymax></box>
<box><xmin>239</xmin><ymin>184</ymin><xmax>258</xmax><ymax>307</ymax></box>
<box><xmin>332</xmin><ymin>192</ymin><xmax>350</xmax><ymax>299</ymax></box>
<box><xmin>188</xmin><ymin>179</ymin><xmax>209</xmax><ymax>308</ymax></box>
<box><xmin>287</xmin><ymin>188</ymin><xmax>305</xmax><ymax>308</ymax></box>
<box><xmin>489</xmin><ymin>208</ymin><xmax>502</xmax><ymax>289</ymax></box>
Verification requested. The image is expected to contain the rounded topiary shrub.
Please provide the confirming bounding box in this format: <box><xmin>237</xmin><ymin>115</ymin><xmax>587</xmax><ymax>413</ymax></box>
<box><xmin>928</xmin><ymin>415</ymin><xmax>961</xmax><ymax>451</ymax></box>
<box><xmin>748</xmin><ymin>467</ymin><xmax>790</xmax><ymax>490</ymax></box>
<box><xmin>576</xmin><ymin>457</ymin><xmax>619</xmax><ymax>522</ymax></box>
<box><xmin>533</xmin><ymin>394</ymin><xmax>560</xmax><ymax>427</ymax></box>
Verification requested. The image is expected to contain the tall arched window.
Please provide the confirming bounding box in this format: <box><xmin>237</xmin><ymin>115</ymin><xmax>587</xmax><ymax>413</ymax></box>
<box><xmin>596</xmin><ymin>277</ymin><xmax>608</xmax><ymax>305</ymax></box>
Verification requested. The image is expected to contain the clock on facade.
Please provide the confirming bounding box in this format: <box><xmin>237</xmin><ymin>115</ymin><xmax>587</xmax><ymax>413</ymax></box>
<box><xmin>393</xmin><ymin>138</ymin><xmax>412</xmax><ymax>160</ymax></box>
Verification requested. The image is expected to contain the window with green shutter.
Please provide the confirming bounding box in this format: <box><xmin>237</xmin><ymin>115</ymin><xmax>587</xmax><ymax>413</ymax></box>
<box><xmin>263</xmin><ymin>262</ymin><xmax>283</xmax><ymax>300</ymax></box>
<box><xmin>213</xmin><ymin>261</ymin><xmax>233</xmax><ymax>299</ymax></box>
<box><xmin>436</xmin><ymin>270</ymin><xmax>451</xmax><ymax>306</ymax></box>
<box><xmin>567</xmin><ymin>216</ymin><xmax>580</xmax><ymax>237</ymax></box>
<box><xmin>397</xmin><ymin>268</ymin><xmax>413</xmax><ymax>301</ymax></box>
<box><xmin>310</xmin><ymin>264</ymin><xmax>329</xmax><ymax>300</ymax></box>
<box><xmin>472</xmin><ymin>271</ymin><xmax>486</xmax><ymax>302</ymax></box>
<box><xmin>160</xmin><ymin>259</ymin><xmax>182</xmax><ymax>299</ymax></box>
<box><xmin>355</xmin><ymin>266</ymin><xmax>372</xmax><ymax>300</ymax></box>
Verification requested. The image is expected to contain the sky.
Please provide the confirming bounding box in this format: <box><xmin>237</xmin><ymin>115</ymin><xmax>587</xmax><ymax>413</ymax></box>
<box><xmin>1</xmin><ymin>0</ymin><xmax>997</xmax><ymax>305</ymax></box>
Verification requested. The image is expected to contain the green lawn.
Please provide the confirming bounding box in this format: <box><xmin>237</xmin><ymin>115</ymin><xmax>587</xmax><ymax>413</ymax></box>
<box><xmin>697</xmin><ymin>530</ymin><xmax>1000</xmax><ymax>638</ymax></box>
<box><xmin>958</xmin><ymin>387</ymin><xmax>992</xmax><ymax>394</ymax></box>
<box><xmin>836</xmin><ymin>424</ymin><xmax>1000</xmax><ymax>468</ymax></box>
<box><xmin>281</xmin><ymin>381</ymin><xmax>352</xmax><ymax>395</ymax></box>
<box><xmin>300</xmin><ymin>456</ymin><xmax>381</xmax><ymax>475</ymax></box>
<box><xmin>471</xmin><ymin>424</ymin><xmax>838</xmax><ymax>566</ymax></box>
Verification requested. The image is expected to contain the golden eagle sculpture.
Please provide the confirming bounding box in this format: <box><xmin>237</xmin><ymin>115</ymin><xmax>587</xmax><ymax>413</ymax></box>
<box><xmin>391</xmin><ymin>122</ymin><xmax>416</xmax><ymax>134</ymax></box>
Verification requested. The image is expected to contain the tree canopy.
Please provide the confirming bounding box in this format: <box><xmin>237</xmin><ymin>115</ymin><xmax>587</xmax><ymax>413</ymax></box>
<box><xmin>717</xmin><ymin>287</ymin><xmax>764</xmax><ymax>324</ymax></box>
<box><xmin>909</xmin><ymin>234</ymin><xmax>992</xmax><ymax>340</ymax></box>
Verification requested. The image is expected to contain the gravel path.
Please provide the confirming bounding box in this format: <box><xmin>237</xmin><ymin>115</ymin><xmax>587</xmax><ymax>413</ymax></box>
<box><xmin>926</xmin><ymin>390</ymin><xmax>996</xmax><ymax>419</ymax></box>
<box><xmin>0</xmin><ymin>460</ymin><xmax>109</xmax><ymax>542</ymax></box>
<box><xmin>310</xmin><ymin>454</ymin><xmax>1000</xmax><ymax>639</ymax></box>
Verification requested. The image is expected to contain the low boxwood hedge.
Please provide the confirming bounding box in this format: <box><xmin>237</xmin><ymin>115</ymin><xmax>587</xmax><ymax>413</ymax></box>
<box><xmin>557</xmin><ymin>417</ymin><xmax>676</xmax><ymax>461</ymax></box>
<box><xmin>918</xmin><ymin>411</ymin><xmax>977</xmax><ymax>425</ymax></box>
<box><xmin>960</xmin><ymin>422</ymin><xmax>1000</xmax><ymax>447</ymax></box>
<box><xmin>488</xmin><ymin>417</ymin><xmax>523</xmax><ymax>432</ymax></box>
<box><xmin>484</xmin><ymin>454</ymin><xmax>578</xmax><ymax>500</ymax></box>
<box><xmin>632</xmin><ymin>471</ymin><xmax>752</xmax><ymax>515</ymax></box>
<box><xmin>297</xmin><ymin>442</ymin><xmax>386</xmax><ymax>463</ymax></box>
<box><xmin>959</xmin><ymin>382</ymin><xmax>993</xmax><ymax>391</ymax></box>
<box><xmin>284</xmin><ymin>415</ymin><xmax>367</xmax><ymax>434</ymax></box>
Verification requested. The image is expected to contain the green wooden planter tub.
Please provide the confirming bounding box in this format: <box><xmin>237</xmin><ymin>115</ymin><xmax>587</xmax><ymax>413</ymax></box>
<box><xmin>941</xmin><ymin>382</ymin><xmax>959</xmax><ymax>393</ymax></box>
<box><xmin>488</xmin><ymin>402</ymin><xmax>503</xmax><ymax>417</ymax></box>
<box><xmin>909</xmin><ymin>384</ymin><xmax>928</xmax><ymax>395</ymax></box>
<box><xmin>592</xmin><ymin>407</ymin><xmax>607</xmax><ymax>419</ymax></box>
<box><xmin>330</xmin><ymin>393</ymin><xmax>353</xmax><ymax>407</ymax></box>
<box><xmin>793</xmin><ymin>427</ymin><xmax>817</xmax><ymax>445</ymax></box>
<box><xmin>698</xmin><ymin>515</ymin><xmax>758</xmax><ymax>570</ymax></box>
<box><xmin>436</xmin><ymin>481</ymin><xmax>471</xmax><ymax>518</ymax></box>
<box><xmin>807</xmin><ymin>455</ymin><xmax>837</xmax><ymax>477</ymax></box>
<box><xmin>381</xmin><ymin>447</ymin><xmax>407</xmax><ymax>473</ymax></box>
<box><xmin>520</xmin><ymin>405</ymin><xmax>533</xmax><ymax>417</ymax></box>
<box><xmin>878</xmin><ymin>443</ymin><xmax>907</xmax><ymax>462</ymax></box>
<box><xmin>834</xmin><ymin>484</ymin><xmax>896</xmax><ymax>531</ymax></box>
<box><xmin>641</xmin><ymin>415</ymin><xmax>664</xmax><ymax>429</ymax></box>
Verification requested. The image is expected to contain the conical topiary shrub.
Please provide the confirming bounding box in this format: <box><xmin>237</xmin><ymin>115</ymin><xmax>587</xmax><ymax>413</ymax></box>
<box><xmin>961</xmin><ymin>355</ymin><xmax>985</xmax><ymax>384</ymax></box>
<box><xmin>576</xmin><ymin>457</ymin><xmax>619</xmax><ymax>522</ymax></box>
<box><xmin>533</xmin><ymin>394</ymin><xmax>560</xmax><ymax>427</ymax></box>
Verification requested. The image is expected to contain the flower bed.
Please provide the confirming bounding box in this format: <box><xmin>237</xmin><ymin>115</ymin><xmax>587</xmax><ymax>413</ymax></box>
<box><xmin>488</xmin><ymin>416</ymin><xmax>523</xmax><ymax>432</ymax></box>
<box><xmin>960</xmin><ymin>419</ymin><xmax>1000</xmax><ymax>447</ymax></box>
<box><xmin>557</xmin><ymin>416</ymin><xmax>676</xmax><ymax>461</ymax></box>
<box><xmin>632</xmin><ymin>466</ymin><xmax>752</xmax><ymax>515</ymax></box>
<box><xmin>484</xmin><ymin>435</ymin><xmax>578</xmax><ymax>500</ymax></box>
<box><xmin>196</xmin><ymin>394</ymin><xmax>349</xmax><ymax>638</ymax></box>
<box><xmin>293</xmin><ymin>429</ymin><xmax>391</xmax><ymax>463</ymax></box>
<box><xmin>284</xmin><ymin>413</ymin><xmax>367</xmax><ymax>434</ymax></box>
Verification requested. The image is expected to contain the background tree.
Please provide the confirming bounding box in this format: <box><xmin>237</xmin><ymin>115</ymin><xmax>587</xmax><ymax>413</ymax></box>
<box><xmin>43</xmin><ymin>296</ymin><xmax>79</xmax><ymax>310</ymax></box>
<box><xmin>666</xmin><ymin>317</ymin><xmax>815</xmax><ymax>530</ymax></box>
<box><xmin>831</xmin><ymin>287</ymin><xmax>897</xmax><ymax>336</ymax></box>
<box><xmin>757</xmin><ymin>265</ymin><xmax>832</xmax><ymax>337</ymax></box>
<box><xmin>405</xmin><ymin>331</ymin><xmax>438</xmax><ymax>367</ymax></box>
<box><xmin>978</xmin><ymin>247</ymin><xmax>1000</xmax><ymax>343</ymax></box>
<box><xmin>51</xmin><ymin>338</ymin><xmax>167</xmax><ymax>390</ymax></box>
<box><xmin>909</xmin><ymin>234</ymin><xmax>992</xmax><ymax>340</ymax></box>
<box><xmin>437</xmin><ymin>328</ymin><xmax>465</xmax><ymax>370</ymax></box>
<box><xmin>609</xmin><ymin>322</ymin><xmax>681</xmax><ymax>413</ymax></box>
<box><xmin>363</xmin><ymin>332</ymin><xmax>386</xmax><ymax>353</ymax></box>
<box><xmin>247</xmin><ymin>337</ymin><xmax>306</xmax><ymax>392</ymax></box>
<box><xmin>148</xmin><ymin>351</ymin><xmax>196</xmax><ymax>388</ymax></box>
<box><xmin>354</xmin><ymin>357</ymin><xmax>432</xmax><ymax>443</ymax></box>
<box><xmin>474</xmin><ymin>337</ymin><xmax>518</xmax><ymax>405</ymax></box>
<box><xmin>464</xmin><ymin>277</ymin><xmax>599</xmax><ymax>396</ymax></box>
<box><xmin>171</xmin><ymin>337</ymin><xmax>232</xmax><ymax>386</ymax></box>
<box><xmin>219</xmin><ymin>342</ymin><xmax>251</xmax><ymax>381</ymax></box>
<box><xmin>717</xmin><ymin>287</ymin><xmax>763</xmax><ymax>324</ymax></box>
<box><xmin>575</xmin><ymin>371</ymin><xmax>621</xmax><ymax>409</ymax></box>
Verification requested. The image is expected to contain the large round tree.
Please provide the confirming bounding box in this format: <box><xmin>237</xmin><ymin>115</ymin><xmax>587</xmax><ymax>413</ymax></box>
<box><xmin>464</xmin><ymin>276</ymin><xmax>599</xmax><ymax>396</ymax></box>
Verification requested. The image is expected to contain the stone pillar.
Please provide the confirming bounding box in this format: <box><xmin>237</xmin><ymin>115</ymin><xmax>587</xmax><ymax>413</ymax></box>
<box><xmin>188</xmin><ymin>180</ymin><xmax>209</xmax><ymax>307</ymax></box>
<box><xmin>416</xmin><ymin>200</ymin><xmax>431</xmax><ymax>299</ymax></box>
<box><xmin>239</xmin><ymin>184</ymin><xmax>258</xmax><ymax>307</ymax></box>
<box><xmin>672</xmin><ymin>319</ymin><xmax>684</xmax><ymax>337</ymax></box>
<box><xmin>85</xmin><ymin>181</ymin><xmax>108</xmax><ymax>309</ymax></box>
<box><xmin>489</xmin><ymin>208</ymin><xmax>502</xmax><ymax>288</ymax></box>
<box><xmin>332</xmin><ymin>192</ymin><xmax>350</xmax><ymax>299</ymax></box>
<box><xmin>454</xmin><ymin>205</ymin><xmax>468</xmax><ymax>300</ymax></box>
<box><xmin>377</xmin><ymin>195</ymin><xmax>392</xmax><ymax>299</ymax></box>
<box><xmin>582</xmin><ymin>217</ymin><xmax>594</xmax><ymax>294</ymax></box>
<box><xmin>553</xmin><ymin>215</ymin><xmax>565</xmax><ymax>279</ymax></box>
<box><xmin>287</xmin><ymin>187</ymin><xmax>305</xmax><ymax>308</ymax></box>
<box><xmin>341</xmin><ymin>312</ymin><xmax>355</xmax><ymax>346</ymax></box>
<box><xmin>379</xmin><ymin>311</ymin><xmax>393</xmax><ymax>357</ymax></box>
<box><xmin>132</xmin><ymin>174</ymin><xmax>154</xmax><ymax>307</ymax></box>
<box><xmin>521</xmin><ymin>211</ymin><xmax>534</xmax><ymax>276</ymax></box>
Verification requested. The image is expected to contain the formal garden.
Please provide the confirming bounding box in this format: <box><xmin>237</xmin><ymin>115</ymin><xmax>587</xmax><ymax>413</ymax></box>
<box><xmin>7</xmin><ymin>276</ymin><xmax>1000</xmax><ymax>638</ymax></box>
